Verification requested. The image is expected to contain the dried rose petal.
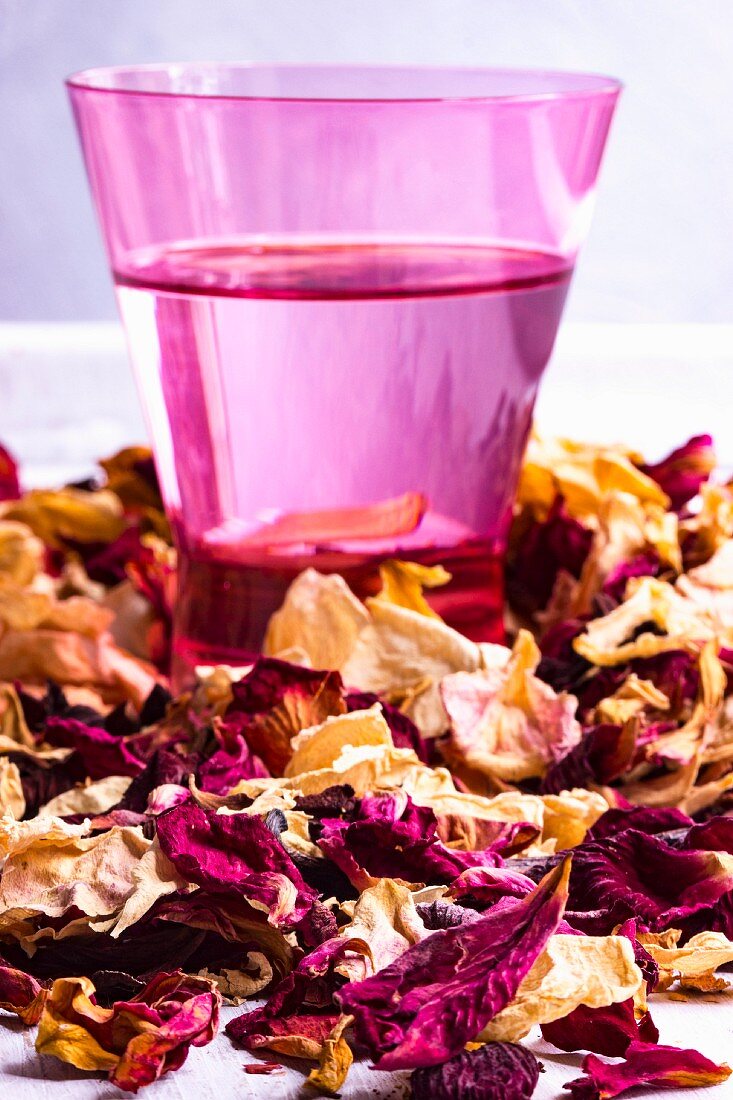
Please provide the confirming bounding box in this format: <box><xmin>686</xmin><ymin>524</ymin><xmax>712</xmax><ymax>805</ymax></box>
<box><xmin>44</xmin><ymin>716</ymin><xmax>145</xmax><ymax>779</ymax></box>
<box><xmin>564</xmin><ymin>1040</ymin><xmax>731</xmax><ymax>1100</ymax></box>
<box><xmin>508</xmin><ymin>495</ymin><xmax>593</xmax><ymax>615</ymax></box>
<box><xmin>244</xmin><ymin>1061</ymin><xmax>285</xmax><ymax>1074</ymax></box>
<box><xmin>566</xmin><ymin>828</ymin><xmax>733</xmax><ymax>934</ymax></box>
<box><xmin>542</xmin><ymin>1000</ymin><xmax>659</xmax><ymax>1058</ymax></box>
<box><xmin>155</xmin><ymin>801</ymin><xmax>318</xmax><ymax>927</ymax></box>
<box><xmin>229</xmin><ymin>1007</ymin><xmax>340</xmax><ymax>1060</ymax></box>
<box><xmin>0</xmin><ymin>958</ymin><xmax>48</xmax><ymax>1024</ymax></box>
<box><xmin>317</xmin><ymin>790</ymin><xmax>500</xmax><ymax>890</ymax></box>
<box><xmin>35</xmin><ymin>971</ymin><xmax>220</xmax><ymax>1092</ymax></box>
<box><xmin>639</xmin><ymin>435</ymin><xmax>715</xmax><ymax>512</ymax></box>
<box><xmin>410</xmin><ymin>1041</ymin><xmax>542</xmax><ymax>1100</ymax></box>
<box><xmin>226</xmin><ymin>656</ymin><xmax>346</xmax><ymax>775</ymax></box>
<box><xmin>442</xmin><ymin>630</ymin><xmax>582</xmax><ymax>784</ymax></box>
<box><xmin>337</xmin><ymin>859</ymin><xmax>570</xmax><ymax>1070</ymax></box>
<box><xmin>0</xmin><ymin>444</ymin><xmax>20</xmax><ymax>501</ymax></box>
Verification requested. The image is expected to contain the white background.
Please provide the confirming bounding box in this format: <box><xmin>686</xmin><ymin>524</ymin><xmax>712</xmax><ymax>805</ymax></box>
<box><xmin>2</xmin><ymin>0</ymin><xmax>733</xmax><ymax>323</ymax></box>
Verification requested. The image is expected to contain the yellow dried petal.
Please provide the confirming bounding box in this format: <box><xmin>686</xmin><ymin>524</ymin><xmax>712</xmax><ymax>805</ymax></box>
<box><xmin>0</xmin><ymin>589</ymin><xmax>55</xmax><ymax>631</ymax></box>
<box><xmin>639</xmin><ymin>641</ymin><xmax>726</xmax><ymax>770</ymax></box>
<box><xmin>289</xmin><ymin>744</ymin><xmax>422</xmax><ymax>798</ymax></box>
<box><xmin>517</xmin><ymin>435</ymin><xmax>668</xmax><ymax>521</ymax></box>
<box><xmin>100</xmin><ymin>446</ymin><xmax>163</xmax><ymax>512</ymax></box>
<box><xmin>0</xmin><ymin>521</ymin><xmax>44</xmax><ymax>587</ymax></box>
<box><xmin>0</xmin><ymin>683</ymin><xmax>35</xmax><ymax>747</ymax></box>
<box><xmin>307</xmin><ymin>1015</ymin><xmax>353</xmax><ymax>1095</ymax></box>
<box><xmin>681</xmin><ymin>483</ymin><xmax>733</xmax><ymax>563</ymax></box>
<box><xmin>645</xmin><ymin>506</ymin><xmax>682</xmax><ymax>573</ymax></box>
<box><xmin>343</xmin><ymin>599</ymin><xmax>484</xmax><ymax>738</ymax></box>
<box><xmin>285</xmin><ymin>706</ymin><xmax>393</xmax><ymax>777</ymax></box>
<box><xmin>375</xmin><ymin>559</ymin><xmax>451</xmax><ymax>619</ymax></box>
<box><xmin>401</xmin><ymin>773</ymin><xmax>607</xmax><ymax>851</ymax></box>
<box><xmin>573</xmin><ymin>496</ymin><xmax>679</xmax><ymax>619</ymax></box>
<box><xmin>264</xmin><ymin>569</ymin><xmax>486</xmax><ymax>738</ymax></box>
<box><xmin>480</xmin><ymin>933</ymin><xmax>642</xmax><ymax>1043</ymax></box>
<box><xmin>228</xmin><ymin>744</ymin><xmax>423</xmax><ymax>802</ymax></box>
<box><xmin>540</xmin><ymin>790</ymin><xmax>610</xmax><ymax>850</ymax></box>
<box><xmin>280</xmin><ymin>810</ymin><xmax>323</xmax><ymax>860</ymax></box>
<box><xmin>0</xmin><ymin>813</ymin><xmax>89</xmax><ymax>858</ymax></box>
<box><xmin>573</xmin><ymin>577</ymin><xmax>724</xmax><ymax>666</ymax></box>
<box><xmin>3</xmin><ymin>488</ymin><xmax>125</xmax><ymax>549</ymax></box>
<box><xmin>36</xmin><ymin>976</ymin><xmax>120</xmax><ymax>1071</ymax></box>
<box><xmin>595</xmin><ymin>675</ymin><xmax>670</xmax><ymax>725</ymax></box>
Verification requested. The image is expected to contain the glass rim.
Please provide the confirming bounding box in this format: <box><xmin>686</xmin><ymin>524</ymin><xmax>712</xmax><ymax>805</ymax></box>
<box><xmin>65</xmin><ymin>62</ymin><xmax>623</xmax><ymax>105</ymax></box>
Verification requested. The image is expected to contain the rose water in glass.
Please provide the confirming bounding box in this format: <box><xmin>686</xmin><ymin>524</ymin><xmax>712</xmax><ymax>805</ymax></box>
<box><xmin>68</xmin><ymin>65</ymin><xmax>620</xmax><ymax>686</ymax></box>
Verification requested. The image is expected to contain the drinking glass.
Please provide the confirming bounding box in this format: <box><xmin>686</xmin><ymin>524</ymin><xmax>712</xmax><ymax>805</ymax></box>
<box><xmin>67</xmin><ymin>64</ymin><xmax>620</xmax><ymax>686</ymax></box>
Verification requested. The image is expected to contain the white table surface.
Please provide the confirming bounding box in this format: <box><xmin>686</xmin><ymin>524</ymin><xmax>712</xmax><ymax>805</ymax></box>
<box><xmin>1</xmin><ymin>321</ymin><xmax>732</xmax><ymax>1097</ymax></box>
<box><xmin>1</xmin><ymin>996</ymin><xmax>731</xmax><ymax>1099</ymax></box>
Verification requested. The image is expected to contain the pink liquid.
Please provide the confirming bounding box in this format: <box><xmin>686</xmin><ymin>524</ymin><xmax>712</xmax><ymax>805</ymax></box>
<box><xmin>115</xmin><ymin>241</ymin><xmax>570</xmax><ymax>682</ymax></box>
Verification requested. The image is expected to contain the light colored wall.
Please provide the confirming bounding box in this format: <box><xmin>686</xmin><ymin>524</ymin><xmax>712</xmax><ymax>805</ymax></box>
<box><xmin>2</xmin><ymin>0</ymin><xmax>732</xmax><ymax>322</ymax></box>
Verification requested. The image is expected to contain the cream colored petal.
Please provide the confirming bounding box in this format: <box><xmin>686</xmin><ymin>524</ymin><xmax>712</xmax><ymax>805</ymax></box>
<box><xmin>264</xmin><ymin>569</ymin><xmax>369</xmax><ymax>669</ymax></box>
<box><xmin>642</xmin><ymin>930</ymin><xmax>733</xmax><ymax>991</ymax></box>
<box><xmin>287</xmin><ymin>744</ymin><xmax>422</xmax><ymax>798</ymax></box>
<box><xmin>0</xmin><ymin>814</ymin><xmax>90</xmax><ymax>860</ymax></box>
<box><xmin>0</xmin><ymin>759</ymin><xmax>25</xmax><ymax>820</ymax></box>
<box><xmin>0</xmin><ymin>823</ymin><xmax>151</xmax><ymax>919</ymax></box>
<box><xmin>334</xmin><ymin>879</ymin><xmax>430</xmax><ymax>984</ymax></box>
<box><xmin>480</xmin><ymin>933</ymin><xmax>642</xmax><ymax>1043</ymax></box>
<box><xmin>280</xmin><ymin>810</ymin><xmax>323</xmax><ymax>860</ymax></box>
<box><xmin>403</xmin><ymin>774</ymin><xmax>606</xmax><ymax>850</ymax></box>
<box><xmin>343</xmin><ymin>600</ymin><xmax>484</xmax><ymax>737</ymax></box>
<box><xmin>199</xmin><ymin>952</ymin><xmax>273</xmax><ymax>1002</ymax></box>
<box><xmin>39</xmin><ymin>776</ymin><xmax>132</xmax><ymax>818</ymax></box>
<box><xmin>441</xmin><ymin>631</ymin><xmax>582</xmax><ymax>782</ymax></box>
<box><xmin>573</xmin><ymin>577</ymin><xmax>724</xmax><ymax>666</ymax></box>
<box><xmin>106</xmin><ymin>839</ymin><xmax>188</xmax><ymax>938</ymax></box>
<box><xmin>684</xmin><ymin>539</ymin><xmax>733</xmax><ymax>590</ymax></box>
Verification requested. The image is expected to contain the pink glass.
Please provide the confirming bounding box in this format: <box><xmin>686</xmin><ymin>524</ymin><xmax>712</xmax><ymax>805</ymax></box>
<box><xmin>67</xmin><ymin>64</ymin><xmax>620</xmax><ymax>686</ymax></box>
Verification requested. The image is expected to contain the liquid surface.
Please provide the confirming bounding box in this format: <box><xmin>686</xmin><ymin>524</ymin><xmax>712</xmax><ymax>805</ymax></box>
<box><xmin>115</xmin><ymin>240</ymin><xmax>571</xmax><ymax>683</ymax></box>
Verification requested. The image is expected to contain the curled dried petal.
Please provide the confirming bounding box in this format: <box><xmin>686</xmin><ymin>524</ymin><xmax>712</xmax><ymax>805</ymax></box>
<box><xmin>410</xmin><ymin>1041</ymin><xmax>542</xmax><ymax>1100</ymax></box>
<box><xmin>565</xmin><ymin>1040</ymin><xmax>731</xmax><ymax>1100</ymax></box>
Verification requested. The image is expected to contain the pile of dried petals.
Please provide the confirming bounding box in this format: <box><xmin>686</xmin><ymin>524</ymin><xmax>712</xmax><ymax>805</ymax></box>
<box><xmin>0</xmin><ymin>434</ymin><xmax>731</xmax><ymax>1096</ymax></box>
